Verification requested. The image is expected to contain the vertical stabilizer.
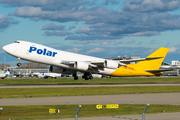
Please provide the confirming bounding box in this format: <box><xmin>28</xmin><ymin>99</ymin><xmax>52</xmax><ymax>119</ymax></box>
<box><xmin>136</xmin><ymin>47</ymin><xmax>169</xmax><ymax>70</ymax></box>
<box><xmin>5</xmin><ymin>67</ymin><xmax>10</xmax><ymax>74</ymax></box>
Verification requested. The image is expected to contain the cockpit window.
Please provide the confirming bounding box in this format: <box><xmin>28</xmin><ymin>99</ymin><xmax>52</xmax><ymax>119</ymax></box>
<box><xmin>15</xmin><ymin>41</ymin><xmax>20</xmax><ymax>43</ymax></box>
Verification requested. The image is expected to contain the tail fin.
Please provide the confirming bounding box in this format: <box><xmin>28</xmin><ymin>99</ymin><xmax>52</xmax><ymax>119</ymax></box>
<box><xmin>5</xmin><ymin>67</ymin><xmax>10</xmax><ymax>74</ymax></box>
<box><xmin>136</xmin><ymin>47</ymin><xmax>169</xmax><ymax>70</ymax></box>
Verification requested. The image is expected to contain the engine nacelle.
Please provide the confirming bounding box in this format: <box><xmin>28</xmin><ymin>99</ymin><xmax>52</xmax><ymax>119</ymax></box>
<box><xmin>50</xmin><ymin>65</ymin><xmax>64</xmax><ymax>73</ymax></box>
<box><xmin>74</xmin><ymin>61</ymin><xmax>89</xmax><ymax>71</ymax></box>
<box><xmin>49</xmin><ymin>65</ymin><xmax>72</xmax><ymax>74</ymax></box>
<box><xmin>104</xmin><ymin>60</ymin><xmax>119</xmax><ymax>69</ymax></box>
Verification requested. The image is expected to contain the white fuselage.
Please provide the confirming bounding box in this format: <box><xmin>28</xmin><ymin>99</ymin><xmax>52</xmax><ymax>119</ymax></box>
<box><xmin>0</xmin><ymin>73</ymin><xmax>7</xmax><ymax>78</ymax></box>
<box><xmin>3</xmin><ymin>41</ymin><xmax>115</xmax><ymax>75</ymax></box>
<box><xmin>0</xmin><ymin>70</ymin><xmax>10</xmax><ymax>79</ymax></box>
<box><xmin>38</xmin><ymin>73</ymin><xmax>64</xmax><ymax>78</ymax></box>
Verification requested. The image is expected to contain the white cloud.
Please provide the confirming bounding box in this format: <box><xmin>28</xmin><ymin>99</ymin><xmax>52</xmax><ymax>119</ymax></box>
<box><xmin>14</xmin><ymin>7</ymin><xmax>42</xmax><ymax>17</ymax></box>
<box><xmin>100</xmin><ymin>40</ymin><xmax>111</xmax><ymax>45</ymax></box>
<box><xmin>74</xmin><ymin>40</ymin><xmax>94</xmax><ymax>44</ymax></box>
<box><xmin>3</xmin><ymin>0</ymin><xmax>180</xmax><ymax>41</ymax></box>
<box><xmin>114</xmin><ymin>41</ymin><xmax>124</xmax><ymax>45</ymax></box>
<box><xmin>169</xmin><ymin>47</ymin><xmax>179</xmax><ymax>53</ymax></box>
<box><xmin>124</xmin><ymin>0</ymin><xmax>180</xmax><ymax>12</ymax></box>
<box><xmin>66</xmin><ymin>48</ymin><xmax>81</xmax><ymax>53</ymax></box>
<box><xmin>42</xmin><ymin>23</ymin><xmax>65</xmax><ymax>30</ymax></box>
<box><xmin>0</xmin><ymin>14</ymin><xmax>19</xmax><ymax>29</ymax></box>
<box><xmin>86</xmin><ymin>47</ymin><xmax>105</xmax><ymax>54</ymax></box>
<box><xmin>44</xmin><ymin>31</ymin><xmax>72</xmax><ymax>36</ymax></box>
<box><xmin>76</xmin><ymin>26</ymin><xmax>91</xmax><ymax>34</ymax></box>
<box><xmin>127</xmin><ymin>31</ymin><xmax>159</xmax><ymax>36</ymax></box>
<box><xmin>127</xmin><ymin>40</ymin><xmax>135</xmax><ymax>44</ymax></box>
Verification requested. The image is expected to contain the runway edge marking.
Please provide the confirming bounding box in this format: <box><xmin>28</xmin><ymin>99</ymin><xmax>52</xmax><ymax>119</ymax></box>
<box><xmin>112</xmin><ymin>116</ymin><xmax>141</xmax><ymax>120</ymax></box>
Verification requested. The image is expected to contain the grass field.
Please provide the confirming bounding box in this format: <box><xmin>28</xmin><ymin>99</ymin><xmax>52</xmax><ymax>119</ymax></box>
<box><xmin>0</xmin><ymin>77</ymin><xmax>180</xmax><ymax>99</ymax></box>
<box><xmin>0</xmin><ymin>86</ymin><xmax>180</xmax><ymax>98</ymax></box>
<box><xmin>0</xmin><ymin>104</ymin><xmax>180</xmax><ymax>120</ymax></box>
<box><xmin>0</xmin><ymin>77</ymin><xmax>180</xmax><ymax>119</ymax></box>
<box><xmin>0</xmin><ymin>77</ymin><xmax>180</xmax><ymax>85</ymax></box>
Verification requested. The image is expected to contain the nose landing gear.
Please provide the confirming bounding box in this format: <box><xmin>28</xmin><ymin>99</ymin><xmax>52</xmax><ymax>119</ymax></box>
<box><xmin>16</xmin><ymin>58</ymin><xmax>21</xmax><ymax>66</ymax></box>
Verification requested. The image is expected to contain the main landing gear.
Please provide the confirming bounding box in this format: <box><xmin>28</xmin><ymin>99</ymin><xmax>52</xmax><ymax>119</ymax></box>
<box><xmin>73</xmin><ymin>73</ymin><xmax>78</xmax><ymax>80</ymax></box>
<box><xmin>73</xmin><ymin>72</ymin><xmax>93</xmax><ymax>80</ymax></box>
<box><xmin>82</xmin><ymin>72</ymin><xmax>93</xmax><ymax>80</ymax></box>
<box><xmin>16</xmin><ymin>58</ymin><xmax>22</xmax><ymax>66</ymax></box>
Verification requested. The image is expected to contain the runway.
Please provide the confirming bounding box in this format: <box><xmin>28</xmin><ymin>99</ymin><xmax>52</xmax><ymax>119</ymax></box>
<box><xmin>0</xmin><ymin>93</ymin><xmax>180</xmax><ymax>106</ymax></box>
<box><xmin>1</xmin><ymin>83</ymin><xmax>180</xmax><ymax>88</ymax></box>
<box><xmin>0</xmin><ymin>83</ymin><xmax>180</xmax><ymax>106</ymax></box>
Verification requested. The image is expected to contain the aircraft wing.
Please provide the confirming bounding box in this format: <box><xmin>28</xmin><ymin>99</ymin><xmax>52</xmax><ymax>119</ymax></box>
<box><xmin>61</xmin><ymin>60</ymin><xmax>98</xmax><ymax>67</ymax></box>
<box><xmin>91</xmin><ymin>57</ymin><xmax>164</xmax><ymax>67</ymax></box>
<box><xmin>60</xmin><ymin>60</ymin><xmax>104</xmax><ymax>69</ymax></box>
<box><xmin>60</xmin><ymin>60</ymin><xmax>125</xmax><ymax>69</ymax></box>
<box><xmin>58</xmin><ymin>57</ymin><xmax>164</xmax><ymax>70</ymax></box>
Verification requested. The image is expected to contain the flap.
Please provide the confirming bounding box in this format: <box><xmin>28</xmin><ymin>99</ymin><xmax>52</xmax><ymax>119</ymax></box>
<box><xmin>61</xmin><ymin>60</ymin><xmax>76</xmax><ymax>64</ymax></box>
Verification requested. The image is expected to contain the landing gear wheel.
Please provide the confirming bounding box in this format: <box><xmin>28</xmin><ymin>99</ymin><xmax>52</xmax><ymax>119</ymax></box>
<box><xmin>74</xmin><ymin>76</ymin><xmax>78</xmax><ymax>80</ymax></box>
<box><xmin>90</xmin><ymin>75</ymin><xmax>93</xmax><ymax>79</ymax></box>
<box><xmin>85</xmin><ymin>77</ymin><xmax>89</xmax><ymax>80</ymax></box>
<box><xmin>17</xmin><ymin>63</ymin><xmax>21</xmax><ymax>66</ymax></box>
<box><xmin>16</xmin><ymin>58</ymin><xmax>21</xmax><ymax>67</ymax></box>
<box><xmin>73</xmin><ymin>73</ymin><xmax>78</xmax><ymax>80</ymax></box>
<box><xmin>83</xmin><ymin>72</ymin><xmax>93</xmax><ymax>80</ymax></box>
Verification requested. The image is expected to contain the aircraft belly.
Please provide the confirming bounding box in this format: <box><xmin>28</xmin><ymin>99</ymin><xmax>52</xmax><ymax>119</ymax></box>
<box><xmin>98</xmin><ymin>68</ymin><xmax>116</xmax><ymax>75</ymax></box>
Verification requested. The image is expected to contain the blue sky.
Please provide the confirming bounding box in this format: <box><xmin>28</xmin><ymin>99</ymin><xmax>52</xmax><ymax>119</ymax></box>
<box><xmin>0</xmin><ymin>0</ymin><xmax>180</xmax><ymax>67</ymax></box>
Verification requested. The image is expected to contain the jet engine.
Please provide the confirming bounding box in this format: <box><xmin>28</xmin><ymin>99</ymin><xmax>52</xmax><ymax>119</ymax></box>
<box><xmin>74</xmin><ymin>61</ymin><xmax>89</xmax><ymax>71</ymax></box>
<box><xmin>50</xmin><ymin>65</ymin><xmax>64</xmax><ymax>73</ymax></box>
<box><xmin>104</xmin><ymin>60</ymin><xmax>119</xmax><ymax>69</ymax></box>
<box><xmin>49</xmin><ymin>65</ymin><xmax>72</xmax><ymax>74</ymax></box>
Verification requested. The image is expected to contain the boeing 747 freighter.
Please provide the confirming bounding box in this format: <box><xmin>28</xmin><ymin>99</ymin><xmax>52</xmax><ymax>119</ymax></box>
<box><xmin>3</xmin><ymin>41</ymin><xmax>169</xmax><ymax>80</ymax></box>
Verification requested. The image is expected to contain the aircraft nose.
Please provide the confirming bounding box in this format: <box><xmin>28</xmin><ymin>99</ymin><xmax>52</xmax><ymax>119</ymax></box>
<box><xmin>3</xmin><ymin>44</ymin><xmax>15</xmax><ymax>54</ymax></box>
<box><xmin>3</xmin><ymin>45</ymin><xmax>9</xmax><ymax>52</ymax></box>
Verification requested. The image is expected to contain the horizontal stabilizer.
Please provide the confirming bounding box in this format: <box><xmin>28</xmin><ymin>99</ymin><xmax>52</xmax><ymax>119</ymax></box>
<box><xmin>145</xmin><ymin>68</ymin><xmax>173</xmax><ymax>73</ymax></box>
<box><xmin>120</xmin><ymin>57</ymin><xmax>163</xmax><ymax>63</ymax></box>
